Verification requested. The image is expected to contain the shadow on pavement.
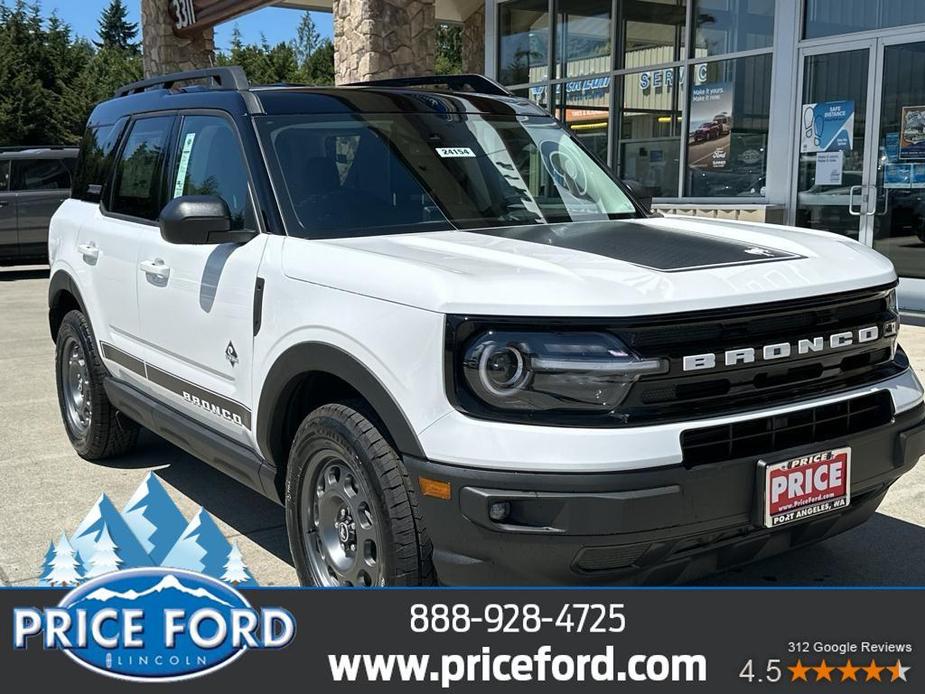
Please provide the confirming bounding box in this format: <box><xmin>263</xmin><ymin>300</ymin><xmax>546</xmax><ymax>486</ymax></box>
<box><xmin>106</xmin><ymin>430</ymin><xmax>292</xmax><ymax>565</ymax></box>
<box><xmin>699</xmin><ymin>512</ymin><xmax>925</xmax><ymax>586</ymax></box>
<box><xmin>0</xmin><ymin>266</ymin><xmax>50</xmax><ymax>281</ymax></box>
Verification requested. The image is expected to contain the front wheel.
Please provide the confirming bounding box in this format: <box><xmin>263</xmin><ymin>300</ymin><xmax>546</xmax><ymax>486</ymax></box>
<box><xmin>285</xmin><ymin>403</ymin><xmax>434</xmax><ymax>586</ymax></box>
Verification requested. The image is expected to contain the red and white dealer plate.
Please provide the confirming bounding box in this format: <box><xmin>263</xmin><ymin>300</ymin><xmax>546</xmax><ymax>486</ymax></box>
<box><xmin>761</xmin><ymin>447</ymin><xmax>851</xmax><ymax>528</ymax></box>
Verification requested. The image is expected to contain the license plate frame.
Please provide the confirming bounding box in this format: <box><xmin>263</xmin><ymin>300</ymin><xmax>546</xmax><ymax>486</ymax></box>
<box><xmin>759</xmin><ymin>447</ymin><xmax>851</xmax><ymax>528</ymax></box>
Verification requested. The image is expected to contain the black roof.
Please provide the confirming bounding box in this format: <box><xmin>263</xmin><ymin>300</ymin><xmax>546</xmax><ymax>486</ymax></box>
<box><xmin>89</xmin><ymin>67</ymin><xmax>548</xmax><ymax>128</ymax></box>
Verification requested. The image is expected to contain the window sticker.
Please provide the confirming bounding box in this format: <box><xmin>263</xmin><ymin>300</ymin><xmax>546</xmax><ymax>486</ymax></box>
<box><xmin>435</xmin><ymin>147</ymin><xmax>476</xmax><ymax>158</ymax></box>
<box><xmin>173</xmin><ymin>132</ymin><xmax>196</xmax><ymax>198</ymax></box>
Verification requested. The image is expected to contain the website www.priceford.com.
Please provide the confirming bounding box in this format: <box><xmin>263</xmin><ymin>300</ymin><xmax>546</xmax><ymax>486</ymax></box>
<box><xmin>328</xmin><ymin>646</ymin><xmax>707</xmax><ymax>688</ymax></box>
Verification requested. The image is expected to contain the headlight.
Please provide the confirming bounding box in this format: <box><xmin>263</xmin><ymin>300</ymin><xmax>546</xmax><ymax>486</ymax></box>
<box><xmin>460</xmin><ymin>330</ymin><xmax>666</xmax><ymax>413</ymax></box>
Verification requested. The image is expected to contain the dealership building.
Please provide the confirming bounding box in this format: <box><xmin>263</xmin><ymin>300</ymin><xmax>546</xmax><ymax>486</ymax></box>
<box><xmin>147</xmin><ymin>1</ymin><xmax>925</xmax><ymax>307</ymax></box>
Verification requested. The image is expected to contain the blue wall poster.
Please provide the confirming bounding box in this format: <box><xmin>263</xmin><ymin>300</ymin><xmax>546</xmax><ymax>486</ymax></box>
<box><xmin>800</xmin><ymin>100</ymin><xmax>854</xmax><ymax>153</ymax></box>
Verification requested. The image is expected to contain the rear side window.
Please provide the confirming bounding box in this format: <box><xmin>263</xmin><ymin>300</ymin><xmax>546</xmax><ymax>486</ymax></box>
<box><xmin>169</xmin><ymin>115</ymin><xmax>254</xmax><ymax>230</ymax></box>
<box><xmin>110</xmin><ymin>116</ymin><xmax>174</xmax><ymax>221</ymax></box>
<box><xmin>0</xmin><ymin>161</ymin><xmax>9</xmax><ymax>191</ymax></box>
<box><xmin>12</xmin><ymin>158</ymin><xmax>72</xmax><ymax>191</ymax></box>
<box><xmin>74</xmin><ymin>122</ymin><xmax>123</xmax><ymax>202</ymax></box>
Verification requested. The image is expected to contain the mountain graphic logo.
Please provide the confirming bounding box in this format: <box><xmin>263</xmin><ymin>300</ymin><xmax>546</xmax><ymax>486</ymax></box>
<box><xmin>39</xmin><ymin>473</ymin><xmax>258</xmax><ymax>588</ymax></box>
<box><xmin>15</xmin><ymin>568</ymin><xmax>294</xmax><ymax>682</ymax></box>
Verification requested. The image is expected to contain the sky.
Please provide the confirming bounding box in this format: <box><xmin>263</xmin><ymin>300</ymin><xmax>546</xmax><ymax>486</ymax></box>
<box><xmin>33</xmin><ymin>1</ymin><xmax>333</xmax><ymax>53</ymax></box>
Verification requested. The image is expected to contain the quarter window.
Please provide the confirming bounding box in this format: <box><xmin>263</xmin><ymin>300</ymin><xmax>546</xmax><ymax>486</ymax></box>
<box><xmin>12</xmin><ymin>158</ymin><xmax>72</xmax><ymax>191</ymax></box>
<box><xmin>0</xmin><ymin>161</ymin><xmax>9</xmax><ymax>191</ymax></box>
<box><xmin>170</xmin><ymin>116</ymin><xmax>254</xmax><ymax>231</ymax></box>
<box><xmin>111</xmin><ymin>116</ymin><xmax>174</xmax><ymax>221</ymax></box>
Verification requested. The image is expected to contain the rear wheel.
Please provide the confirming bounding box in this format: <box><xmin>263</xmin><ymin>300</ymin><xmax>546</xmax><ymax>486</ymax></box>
<box><xmin>285</xmin><ymin>403</ymin><xmax>433</xmax><ymax>586</ymax></box>
<box><xmin>55</xmin><ymin>310</ymin><xmax>139</xmax><ymax>459</ymax></box>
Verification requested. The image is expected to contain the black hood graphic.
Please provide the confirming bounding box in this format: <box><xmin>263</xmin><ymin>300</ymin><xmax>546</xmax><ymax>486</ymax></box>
<box><xmin>466</xmin><ymin>220</ymin><xmax>803</xmax><ymax>272</ymax></box>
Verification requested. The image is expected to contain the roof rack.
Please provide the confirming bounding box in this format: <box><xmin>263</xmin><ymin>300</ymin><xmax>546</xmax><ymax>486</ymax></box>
<box><xmin>348</xmin><ymin>74</ymin><xmax>513</xmax><ymax>97</ymax></box>
<box><xmin>0</xmin><ymin>145</ymin><xmax>76</xmax><ymax>152</ymax></box>
<box><xmin>114</xmin><ymin>66</ymin><xmax>250</xmax><ymax>98</ymax></box>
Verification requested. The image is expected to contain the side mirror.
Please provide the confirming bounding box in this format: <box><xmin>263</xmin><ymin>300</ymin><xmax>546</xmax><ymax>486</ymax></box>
<box><xmin>159</xmin><ymin>195</ymin><xmax>254</xmax><ymax>245</ymax></box>
<box><xmin>622</xmin><ymin>179</ymin><xmax>653</xmax><ymax>213</ymax></box>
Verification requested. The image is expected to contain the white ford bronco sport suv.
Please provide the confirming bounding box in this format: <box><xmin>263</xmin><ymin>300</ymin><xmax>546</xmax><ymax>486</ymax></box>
<box><xmin>48</xmin><ymin>68</ymin><xmax>925</xmax><ymax>586</ymax></box>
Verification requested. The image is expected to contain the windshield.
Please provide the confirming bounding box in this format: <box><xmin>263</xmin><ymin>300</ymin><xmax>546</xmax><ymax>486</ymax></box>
<box><xmin>257</xmin><ymin>113</ymin><xmax>639</xmax><ymax>239</ymax></box>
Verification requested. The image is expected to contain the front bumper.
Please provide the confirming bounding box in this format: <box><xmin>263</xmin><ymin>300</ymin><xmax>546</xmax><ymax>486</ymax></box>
<box><xmin>405</xmin><ymin>402</ymin><xmax>925</xmax><ymax>586</ymax></box>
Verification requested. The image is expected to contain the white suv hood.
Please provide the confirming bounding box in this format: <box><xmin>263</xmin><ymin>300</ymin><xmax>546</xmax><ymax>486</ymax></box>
<box><xmin>281</xmin><ymin>216</ymin><xmax>896</xmax><ymax>317</ymax></box>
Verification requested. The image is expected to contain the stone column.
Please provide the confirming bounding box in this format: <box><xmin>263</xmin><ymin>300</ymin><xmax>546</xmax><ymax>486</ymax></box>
<box><xmin>141</xmin><ymin>0</ymin><xmax>215</xmax><ymax>78</ymax></box>
<box><xmin>333</xmin><ymin>0</ymin><xmax>436</xmax><ymax>84</ymax></box>
<box><xmin>461</xmin><ymin>4</ymin><xmax>485</xmax><ymax>75</ymax></box>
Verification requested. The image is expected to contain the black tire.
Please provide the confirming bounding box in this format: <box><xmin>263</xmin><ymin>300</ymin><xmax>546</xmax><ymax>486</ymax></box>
<box><xmin>55</xmin><ymin>310</ymin><xmax>139</xmax><ymax>460</ymax></box>
<box><xmin>285</xmin><ymin>403</ymin><xmax>434</xmax><ymax>587</ymax></box>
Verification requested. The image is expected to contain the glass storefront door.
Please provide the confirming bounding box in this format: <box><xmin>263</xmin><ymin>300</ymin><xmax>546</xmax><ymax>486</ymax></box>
<box><xmin>792</xmin><ymin>33</ymin><xmax>925</xmax><ymax>309</ymax></box>
<box><xmin>871</xmin><ymin>40</ymin><xmax>925</xmax><ymax>309</ymax></box>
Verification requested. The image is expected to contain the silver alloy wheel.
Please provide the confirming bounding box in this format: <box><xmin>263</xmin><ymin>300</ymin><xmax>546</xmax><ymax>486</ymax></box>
<box><xmin>303</xmin><ymin>453</ymin><xmax>382</xmax><ymax>587</ymax></box>
<box><xmin>61</xmin><ymin>336</ymin><xmax>92</xmax><ymax>436</ymax></box>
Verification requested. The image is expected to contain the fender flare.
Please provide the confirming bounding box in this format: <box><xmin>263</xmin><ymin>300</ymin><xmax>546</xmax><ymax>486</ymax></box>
<box><xmin>48</xmin><ymin>269</ymin><xmax>88</xmax><ymax>340</ymax></box>
<box><xmin>256</xmin><ymin>342</ymin><xmax>426</xmax><ymax>468</ymax></box>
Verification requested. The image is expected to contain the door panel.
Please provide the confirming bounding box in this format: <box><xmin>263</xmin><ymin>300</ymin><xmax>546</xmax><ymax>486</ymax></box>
<box><xmin>16</xmin><ymin>191</ymin><xmax>68</xmax><ymax>258</ymax></box>
<box><xmin>136</xmin><ymin>114</ymin><xmax>265</xmax><ymax>445</ymax></box>
<box><xmin>0</xmin><ymin>161</ymin><xmax>15</xmax><ymax>259</ymax></box>
<box><xmin>12</xmin><ymin>158</ymin><xmax>73</xmax><ymax>257</ymax></box>
<box><xmin>84</xmin><ymin>115</ymin><xmax>176</xmax><ymax>381</ymax></box>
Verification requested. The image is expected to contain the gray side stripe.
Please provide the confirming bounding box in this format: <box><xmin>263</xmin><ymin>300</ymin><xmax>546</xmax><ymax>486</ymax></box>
<box><xmin>99</xmin><ymin>342</ymin><xmax>251</xmax><ymax>429</ymax></box>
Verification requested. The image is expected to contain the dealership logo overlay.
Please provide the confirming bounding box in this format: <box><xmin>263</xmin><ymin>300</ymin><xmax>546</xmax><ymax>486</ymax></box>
<box><xmin>14</xmin><ymin>568</ymin><xmax>295</xmax><ymax>682</ymax></box>
<box><xmin>39</xmin><ymin>473</ymin><xmax>258</xmax><ymax>588</ymax></box>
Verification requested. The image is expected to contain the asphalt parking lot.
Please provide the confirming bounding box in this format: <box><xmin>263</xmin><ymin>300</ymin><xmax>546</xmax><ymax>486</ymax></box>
<box><xmin>2</xmin><ymin>266</ymin><xmax>925</xmax><ymax>587</ymax></box>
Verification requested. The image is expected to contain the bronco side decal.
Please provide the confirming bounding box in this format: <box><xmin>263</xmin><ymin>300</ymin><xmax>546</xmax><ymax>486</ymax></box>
<box><xmin>99</xmin><ymin>342</ymin><xmax>251</xmax><ymax>429</ymax></box>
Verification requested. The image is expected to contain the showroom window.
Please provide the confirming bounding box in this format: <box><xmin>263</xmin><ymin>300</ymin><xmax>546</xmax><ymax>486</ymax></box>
<box><xmin>496</xmin><ymin>0</ymin><xmax>774</xmax><ymax>198</ymax></box>
<box><xmin>498</xmin><ymin>0</ymin><xmax>550</xmax><ymax>85</ymax></box>
<box><xmin>686</xmin><ymin>53</ymin><xmax>772</xmax><ymax>197</ymax></box>
<box><xmin>693</xmin><ymin>0</ymin><xmax>775</xmax><ymax>57</ymax></box>
<box><xmin>804</xmin><ymin>0</ymin><xmax>925</xmax><ymax>40</ymax></box>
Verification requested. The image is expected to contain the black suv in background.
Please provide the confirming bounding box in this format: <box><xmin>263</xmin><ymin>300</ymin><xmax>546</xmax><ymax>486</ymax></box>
<box><xmin>0</xmin><ymin>146</ymin><xmax>77</xmax><ymax>265</ymax></box>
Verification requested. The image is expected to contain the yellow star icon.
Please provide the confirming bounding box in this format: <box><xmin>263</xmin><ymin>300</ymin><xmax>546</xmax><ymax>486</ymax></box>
<box><xmin>862</xmin><ymin>660</ymin><xmax>885</xmax><ymax>682</ymax></box>
<box><xmin>789</xmin><ymin>659</ymin><xmax>811</xmax><ymax>682</ymax></box>
<box><xmin>838</xmin><ymin>659</ymin><xmax>861</xmax><ymax>682</ymax></box>
<box><xmin>886</xmin><ymin>659</ymin><xmax>911</xmax><ymax>682</ymax></box>
<box><xmin>814</xmin><ymin>660</ymin><xmax>835</xmax><ymax>681</ymax></box>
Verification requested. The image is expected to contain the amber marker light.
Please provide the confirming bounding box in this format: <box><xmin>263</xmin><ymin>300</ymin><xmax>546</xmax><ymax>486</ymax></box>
<box><xmin>419</xmin><ymin>477</ymin><xmax>452</xmax><ymax>500</ymax></box>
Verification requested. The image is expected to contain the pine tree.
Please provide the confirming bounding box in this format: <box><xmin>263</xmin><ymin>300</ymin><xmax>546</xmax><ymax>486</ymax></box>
<box><xmin>292</xmin><ymin>12</ymin><xmax>320</xmax><ymax>67</ymax></box>
<box><xmin>85</xmin><ymin>524</ymin><xmax>122</xmax><ymax>578</ymax></box>
<box><xmin>46</xmin><ymin>533</ymin><xmax>84</xmax><ymax>587</ymax></box>
<box><xmin>302</xmin><ymin>40</ymin><xmax>335</xmax><ymax>85</ymax></box>
<box><xmin>221</xmin><ymin>541</ymin><xmax>254</xmax><ymax>586</ymax></box>
<box><xmin>95</xmin><ymin>0</ymin><xmax>138</xmax><ymax>53</ymax></box>
<box><xmin>38</xmin><ymin>541</ymin><xmax>56</xmax><ymax>586</ymax></box>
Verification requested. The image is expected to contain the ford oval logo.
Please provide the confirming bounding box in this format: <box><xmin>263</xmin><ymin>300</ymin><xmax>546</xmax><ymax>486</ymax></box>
<box><xmin>15</xmin><ymin>567</ymin><xmax>295</xmax><ymax>682</ymax></box>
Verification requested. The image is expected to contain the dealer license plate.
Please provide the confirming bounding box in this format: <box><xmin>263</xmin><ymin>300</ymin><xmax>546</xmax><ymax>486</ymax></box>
<box><xmin>761</xmin><ymin>447</ymin><xmax>851</xmax><ymax>528</ymax></box>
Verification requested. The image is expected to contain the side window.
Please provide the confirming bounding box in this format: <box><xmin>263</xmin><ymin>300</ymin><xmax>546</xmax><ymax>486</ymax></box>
<box><xmin>12</xmin><ymin>158</ymin><xmax>72</xmax><ymax>191</ymax></box>
<box><xmin>111</xmin><ymin>116</ymin><xmax>174</xmax><ymax>221</ymax></box>
<box><xmin>171</xmin><ymin>115</ymin><xmax>254</xmax><ymax>230</ymax></box>
<box><xmin>73</xmin><ymin>122</ymin><xmax>123</xmax><ymax>203</ymax></box>
<box><xmin>0</xmin><ymin>161</ymin><xmax>9</xmax><ymax>191</ymax></box>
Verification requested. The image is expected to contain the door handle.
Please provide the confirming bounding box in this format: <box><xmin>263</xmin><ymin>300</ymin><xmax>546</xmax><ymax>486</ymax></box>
<box><xmin>868</xmin><ymin>185</ymin><xmax>888</xmax><ymax>216</ymax></box>
<box><xmin>140</xmin><ymin>258</ymin><xmax>171</xmax><ymax>281</ymax></box>
<box><xmin>848</xmin><ymin>185</ymin><xmax>864</xmax><ymax>216</ymax></box>
<box><xmin>77</xmin><ymin>242</ymin><xmax>100</xmax><ymax>261</ymax></box>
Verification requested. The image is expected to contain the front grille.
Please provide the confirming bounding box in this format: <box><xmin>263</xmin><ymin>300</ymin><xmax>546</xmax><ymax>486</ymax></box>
<box><xmin>680</xmin><ymin>391</ymin><xmax>894</xmax><ymax>467</ymax></box>
<box><xmin>618</xmin><ymin>284</ymin><xmax>902</xmax><ymax>424</ymax></box>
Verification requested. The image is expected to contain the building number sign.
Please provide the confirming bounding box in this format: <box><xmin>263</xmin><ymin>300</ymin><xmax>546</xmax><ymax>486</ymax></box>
<box><xmin>171</xmin><ymin>0</ymin><xmax>197</xmax><ymax>30</ymax></box>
